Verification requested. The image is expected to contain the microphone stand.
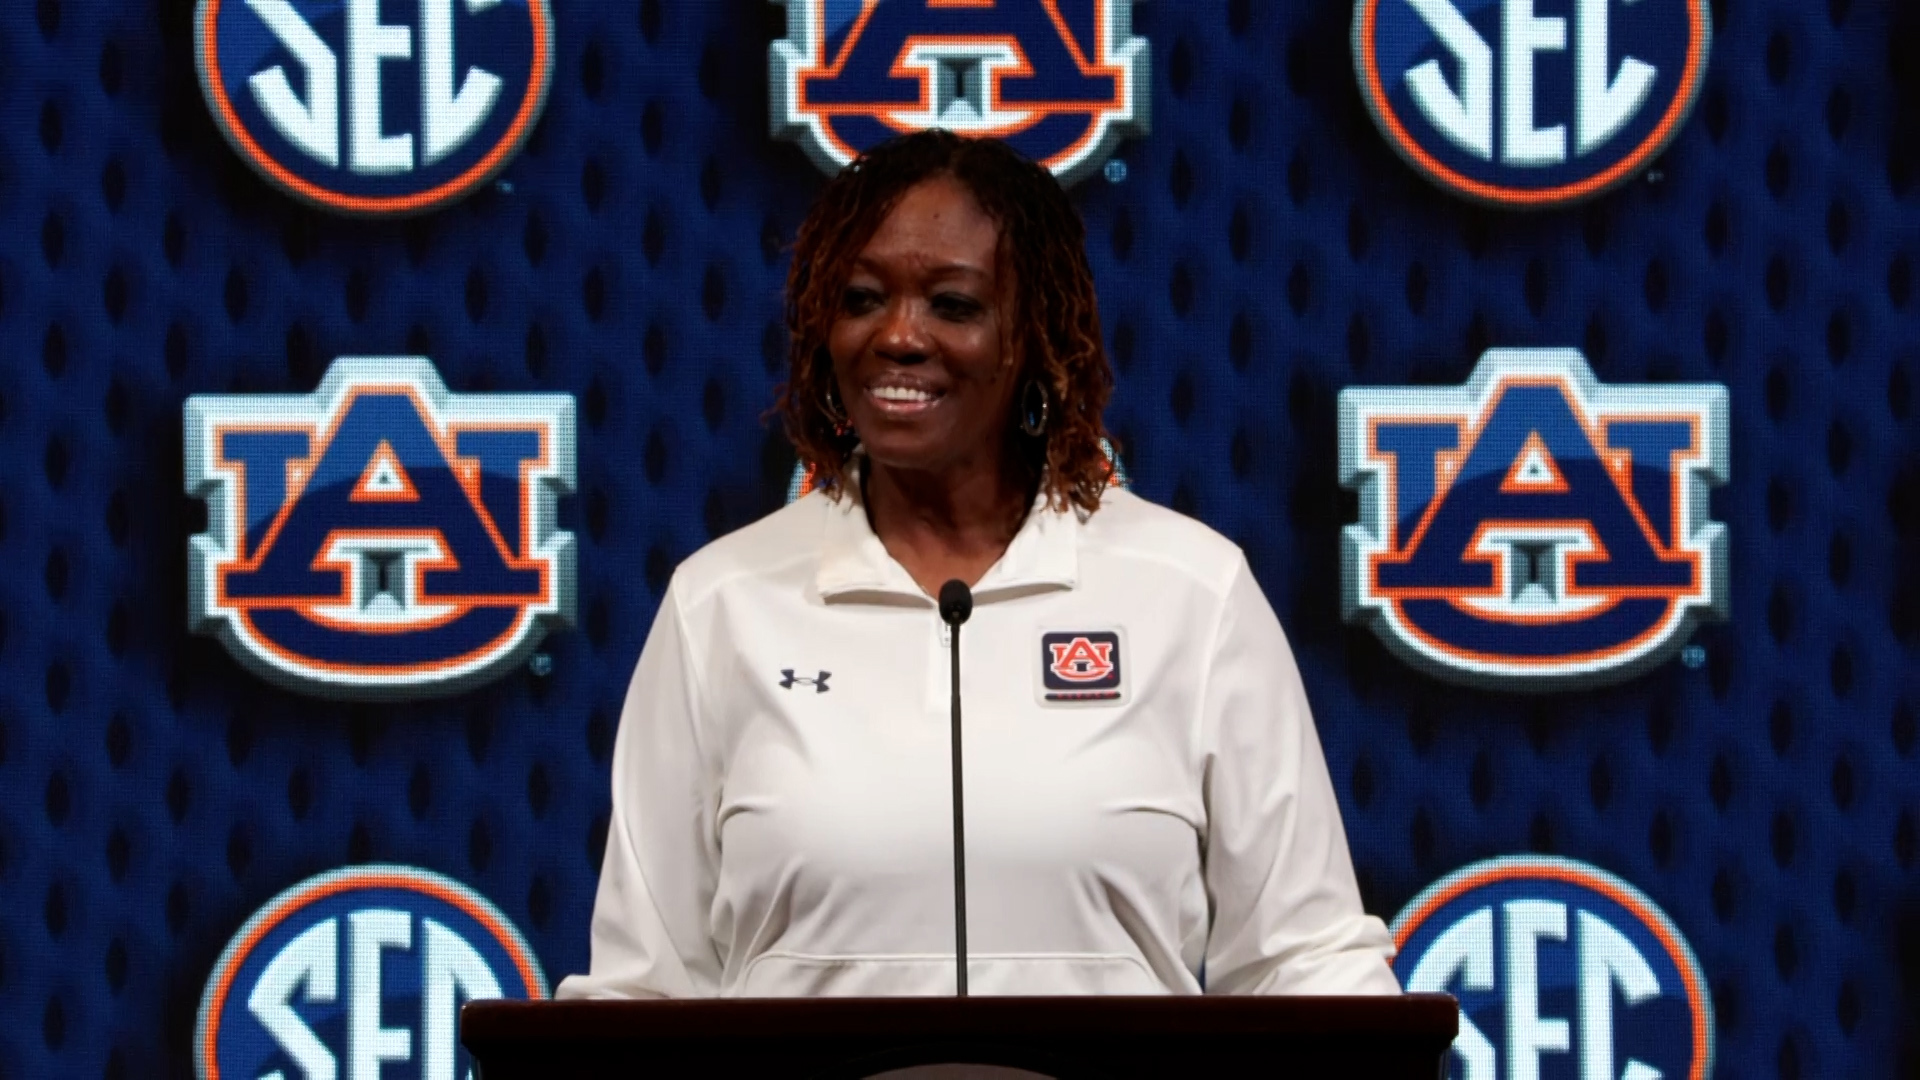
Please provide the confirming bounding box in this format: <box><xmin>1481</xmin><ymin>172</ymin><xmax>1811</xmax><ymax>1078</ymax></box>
<box><xmin>938</xmin><ymin>580</ymin><xmax>973</xmax><ymax>997</ymax></box>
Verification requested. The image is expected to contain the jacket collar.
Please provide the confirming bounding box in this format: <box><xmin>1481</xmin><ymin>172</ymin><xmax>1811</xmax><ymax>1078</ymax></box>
<box><xmin>815</xmin><ymin>462</ymin><xmax>1079</xmax><ymax>604</ymax></box>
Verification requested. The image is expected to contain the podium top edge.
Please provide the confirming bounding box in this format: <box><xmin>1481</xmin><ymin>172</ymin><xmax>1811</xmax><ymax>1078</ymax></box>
<box><xmin>462</xmin><ymin>994</ymin><xmax>1458</xmax><ymax>1043</ymax></box>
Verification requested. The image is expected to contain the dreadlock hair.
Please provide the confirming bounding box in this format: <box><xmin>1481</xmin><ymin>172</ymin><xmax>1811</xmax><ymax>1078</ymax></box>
<box><xmin>775</xmin><ymin>129</ymin><xmax>1116</xmax><ymax>515</ymax></box>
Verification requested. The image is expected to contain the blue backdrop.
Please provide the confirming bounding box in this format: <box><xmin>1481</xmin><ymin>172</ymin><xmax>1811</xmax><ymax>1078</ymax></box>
<box><xmin>0</xmin><ymin>1</ymin><xmax>1913</xmax><ymax>1076</ymax></box>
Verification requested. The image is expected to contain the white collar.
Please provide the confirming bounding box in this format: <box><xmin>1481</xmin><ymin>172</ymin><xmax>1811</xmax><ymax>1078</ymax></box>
<box><xmin>814</xmin><ymin>463</ymin><xmax>1079</xmax><ymax>605</ymax></box>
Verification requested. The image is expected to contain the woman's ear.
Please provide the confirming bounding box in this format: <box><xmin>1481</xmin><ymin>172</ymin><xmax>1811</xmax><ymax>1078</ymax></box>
<box><xmin>1000</xmin><ymin>322</ymin><xmax>1027</xmax><ymax>375</ymax></box>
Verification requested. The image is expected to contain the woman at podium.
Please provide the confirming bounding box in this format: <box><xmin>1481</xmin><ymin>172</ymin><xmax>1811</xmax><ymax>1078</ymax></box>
<box><xmin>558</xmin><ymin>132</ymin><xmax>1399</xmax><ymax>998</ymax></box>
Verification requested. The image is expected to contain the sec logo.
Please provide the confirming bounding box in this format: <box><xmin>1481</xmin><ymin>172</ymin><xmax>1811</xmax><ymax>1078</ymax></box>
<box><xmin>769</xmin><ymin>0</ymin><xmax>1149</xmax><ymax>186</ymax></box>
<box><xmin>1391</xmin><ymin>856</ymin><xmax>1713</xmax><ymax>1080</ymax></box>
<box><xmin>185</xmin><ymin>357</ymin><xmax>576</xmax><ymax>700</ymax></box>
<box><xmin>195</xmin><ymin>0</ymin><xmax>555</xmax><ymax>215</ymax></box>
<box><xmin>196</xmin><ymin>865</ymin><xmax>547</xmax><ymax>1080</ymax></box>
<box><xmin>1352</xmin><ymin>0</ymin><xmax>1712</xmax><ymax>207</ymax></box>
<box><xmin>1338</xmin><ymin>350</ymin><xmax>1727</xmax><ymax>691</ymax></box>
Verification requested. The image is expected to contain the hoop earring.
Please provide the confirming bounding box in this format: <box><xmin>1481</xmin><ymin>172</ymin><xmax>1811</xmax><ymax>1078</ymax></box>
<box><xmin>821</xmin><ymin>382</ymin><xmax>851</xmax><ymax>435</ymax></box>
<box><xmin>1020</xmin><ymin>379</ymin><xmax>1050</xmax><ymax>438</ymax></box>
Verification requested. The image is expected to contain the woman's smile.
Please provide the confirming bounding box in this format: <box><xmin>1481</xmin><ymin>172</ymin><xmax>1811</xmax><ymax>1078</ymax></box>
<box><xmin>865</xmin><ymin>377</ymin><xmax>946</xmax><ymax>416</ymax></box>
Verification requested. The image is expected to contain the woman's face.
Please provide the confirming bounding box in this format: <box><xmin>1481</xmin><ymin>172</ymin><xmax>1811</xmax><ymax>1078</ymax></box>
<box><xmin>829</xmin><ymin>175</ymin><xmax>1021</xmax><ymax>480</ymax></box>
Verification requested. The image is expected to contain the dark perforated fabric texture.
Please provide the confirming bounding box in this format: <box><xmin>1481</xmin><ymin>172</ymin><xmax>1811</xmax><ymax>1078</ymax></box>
<box><xmin>0</xmin><ymin>1</ymin><xmax>1913</xmax><ymax>1077</ymax></box>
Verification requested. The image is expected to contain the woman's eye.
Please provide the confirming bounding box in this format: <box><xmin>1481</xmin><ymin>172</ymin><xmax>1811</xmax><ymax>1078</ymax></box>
<box><xmin>933</xmin><ymin>293</ymin><xmax>983</xmax><ymax>319</ymax></box>
<box><xmin>842</xmin><ymin>288</ymin><xmax>880</xmax><ymax>314</ymax></box>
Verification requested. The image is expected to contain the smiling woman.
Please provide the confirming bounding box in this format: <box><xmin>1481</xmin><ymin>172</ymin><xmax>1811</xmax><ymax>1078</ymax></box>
<box><xmin>558</xmin><ymin>130</ymin><xmax>1400</xmax><ymax>1001</ymax></box>
<box><xmin>779</xmin><ymin>131</ymin><xmax>1118</xmax><ymax>596</ymax></box>
<box><xmin>831</xmin><ymin>176</ymin><xmax>1017</xmax><ymax>478</ymax></box>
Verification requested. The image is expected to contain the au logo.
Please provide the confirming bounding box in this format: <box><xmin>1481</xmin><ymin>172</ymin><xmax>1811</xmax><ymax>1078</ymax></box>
<box><xmin>769</xmin><ymin>0</ymin><xmax>1149</xmax><ymax>186</ymax></box>
<box><xmin>185</xmin><ymin>357</ymin><xmax>576</xmax><ymax>700</ymax></box>
<box><xmin>1391</xmin><ymin>856</ymin><xmax>1713</xmax><ymax>1080</ymax></box>
<box><xmin>1353</xmin><ymin>0</ymin><xmax>1712</xmax><ymax>207</ymax></box>
<box><xmin>1048</xmin><ymin>635</ymin><xmax>1115</xmax><ymax>682</ymax></box>
<box><xmin>196</xmin><ymin>0</ymin><xmax>555</xmax><ymax>215</ymax></box>
<box><xmin>1338</xmin><ymin>350</ymin><xmax>1726</xmax><ymax>690</ymax></box>
<box><xmin>196</xmin><ymin>865</ymin><xmax>547</xmax><ymax>1080</ymax></box>
<box><xmin>1038</xmin><ymin>630</ymin><xmax>1125</xmax><ymax>704</ymax></box>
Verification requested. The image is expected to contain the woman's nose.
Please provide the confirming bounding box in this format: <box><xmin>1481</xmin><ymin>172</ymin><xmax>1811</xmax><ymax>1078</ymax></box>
<box><xmin>875</xmin><ymin>299</ymin><xmax>930</xmax><ymax>361</ymax></box>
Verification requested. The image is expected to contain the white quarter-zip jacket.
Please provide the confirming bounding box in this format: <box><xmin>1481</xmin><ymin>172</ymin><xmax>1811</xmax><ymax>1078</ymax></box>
<box><xmin>557</xmin><ymin>482</ymin><xmax>1399</xmax><ymax>998</ymax></box>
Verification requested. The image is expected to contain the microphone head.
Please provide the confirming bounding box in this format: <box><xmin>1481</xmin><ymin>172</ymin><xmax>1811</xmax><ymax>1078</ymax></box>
<box><xmin>938</xmin><ymin>579</ymin><xmax>973</xmax><ymax>626</ymax></box>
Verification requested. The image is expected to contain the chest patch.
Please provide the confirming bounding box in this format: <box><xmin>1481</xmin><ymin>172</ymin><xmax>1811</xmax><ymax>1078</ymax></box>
<box><xmin>1038</xmin><ymin>630</ymin><xmax>1127</xmax><ymax>706</ymax></box>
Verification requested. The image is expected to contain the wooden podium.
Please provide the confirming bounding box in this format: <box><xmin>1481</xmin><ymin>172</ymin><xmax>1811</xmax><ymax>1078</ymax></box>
<box><xmin>461</xmin><ymin>994</ymin><xmax>1458</xmax><ymax>1078</ymax></box>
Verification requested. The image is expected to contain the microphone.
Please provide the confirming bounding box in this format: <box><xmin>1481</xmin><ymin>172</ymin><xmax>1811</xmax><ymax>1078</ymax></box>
<box><xmin>938</xmin><ymin>579</ymin><xmax>973</xmax><ymax>997</ymax></box>
<box><xmin>938</xmin><ymin>578</ymin><xmax>973</xmax><ymax>627</ymax></box>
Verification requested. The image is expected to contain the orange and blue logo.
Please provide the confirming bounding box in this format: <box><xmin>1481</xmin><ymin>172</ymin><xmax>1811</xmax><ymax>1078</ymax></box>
<box><xmin>1038</xmin><ymin>630</ymin><xmax>1125</xmax><ymax>704</ymax></box>
<box><xmin>1338</xmin><ymin>351</ymin><xmax>1726</xmax><ymax>690</ymax></box>
<box><xmin>1352</xmin><ymin>0</ymin><xmax>1712</xmax><ymax>207</ymax></box>
<box><xmin>1048</xmin><ymin>635</ymin><xmax>1116</xmax><ymax>682</ymax></box>
<box><xmin>196</xmin><ymin>865</ymin><xmax>547</xmax><ymax>1080</ymax></box>
<box><xmin>185</xmin><ymin>357</ymin><xmax>575</xmax><ymax>700</ymax></box>
<box><xmin>1390</xmin><ymin>856</ymin><xmax>1714</xmax><ymax>1080</ymax></box>
<box><xmin>769</xmin><ymin>0</ymin><xmax>1149</xmax><ymax>185</ymax></box>
<box><xmin>195</xmin><ymin>0</ymin><xmax>555</xmax><ymax>215</ymax></box>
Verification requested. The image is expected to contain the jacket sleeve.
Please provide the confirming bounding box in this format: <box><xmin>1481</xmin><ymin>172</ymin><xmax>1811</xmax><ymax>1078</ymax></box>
<box><xmin>1199</xmin><ymin>556</ymin><xmax>1401</xmax><ymax>995</ymax></box>
<box><xmin>555</xmin><ymin>576</ymin><xmax>723</xmax><ymax>998</ymax></box>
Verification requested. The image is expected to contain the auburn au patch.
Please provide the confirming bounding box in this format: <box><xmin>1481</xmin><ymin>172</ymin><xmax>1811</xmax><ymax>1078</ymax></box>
<box><xmin>1037</xmin><ymin>629</ymin><xmax>1127</xmax><ymax>706</ymax></box>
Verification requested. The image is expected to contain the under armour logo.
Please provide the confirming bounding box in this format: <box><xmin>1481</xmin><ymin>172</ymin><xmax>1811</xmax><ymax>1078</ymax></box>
<box><xmin>779</xmin><ymin>669</ymin><xmax>831</xmax><ymax>693</ymax></box>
